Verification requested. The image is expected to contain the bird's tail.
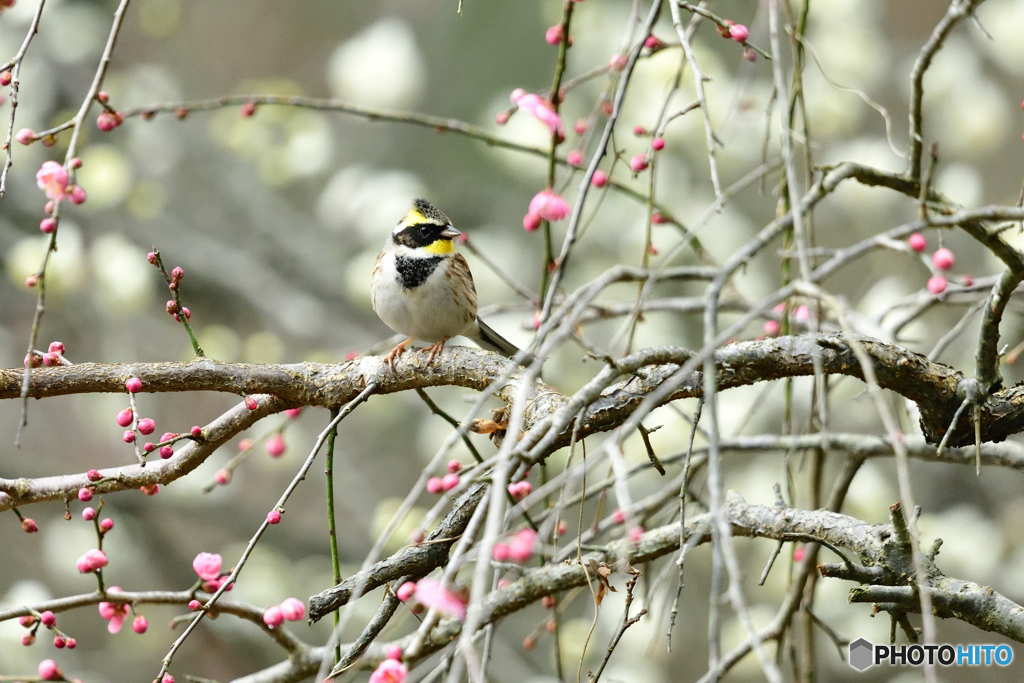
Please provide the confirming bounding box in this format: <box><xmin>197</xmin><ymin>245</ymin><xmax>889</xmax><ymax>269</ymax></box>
<box><xmin>472</xmin><ymin>319</ymin><xmax>535</xmax><ymax>366</ymax></box>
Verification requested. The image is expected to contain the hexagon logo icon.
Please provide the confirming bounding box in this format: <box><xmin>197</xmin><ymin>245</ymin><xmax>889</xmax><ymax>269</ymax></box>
<box><xmin>849</xmin><ymin>638</ymin><xmax>874</xmax><ymax>671</ymax></box>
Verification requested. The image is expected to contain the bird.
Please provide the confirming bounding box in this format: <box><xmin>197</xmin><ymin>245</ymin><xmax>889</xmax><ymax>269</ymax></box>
<box><xmin>371</xmin><ymin>198</ymin><xmax>524</xmax><ymax>370</ymax></box>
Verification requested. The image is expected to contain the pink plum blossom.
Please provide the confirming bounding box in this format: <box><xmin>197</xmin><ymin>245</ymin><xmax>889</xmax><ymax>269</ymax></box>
<box><xmin>99</xmin><ymin>587</ymin><xmax>127</xmax><ymax>633</ymax></box>
<box><xmin>414</xmin><ymin>578</ymin><xmax>468</xmax><ymax>620</ymax></box>
<box><xmin>510</xmin><ymin>89</ymin><xmax>564</xmax><ymax>139</ymax></box>
<box><xmin>192</xmin><ymin>552</ymin><xmax>222</xmax><ymax>581</ymax></box>
<box><xmin>528</xmin><ymin>189</ymin><xmax>570</xmax><ymax>221</ymax></box>
<box><xmin>907</xmin><ymin>233</ymin><xmax>927</xmax><ymax>252</ymax></box>
<box><xmin>927</xmin><ymin>275</ymin><xmax>947</xmax><ymax>295</ymax></box>
<box><xmin>369</xmin><ymin>658</ymin><xmax>409</xmax><ymax>683</ymax></box>
<box><xmin>36</xmin><ymin>161</ymin><xmax>68</xmax><ymax>199</ymax></box>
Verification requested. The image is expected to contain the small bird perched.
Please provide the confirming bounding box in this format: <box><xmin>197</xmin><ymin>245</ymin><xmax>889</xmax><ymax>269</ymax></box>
<box><xmin>371</xmin><ymin>198</ymin><xmax>523</xmax><ymax>370</ymax></box>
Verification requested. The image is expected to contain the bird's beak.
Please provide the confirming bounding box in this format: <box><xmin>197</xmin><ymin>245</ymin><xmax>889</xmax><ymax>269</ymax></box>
<box><xmin>441</xmin><ymin>226</ymin><xmax>461</xmax><ymax>239</ymax></box>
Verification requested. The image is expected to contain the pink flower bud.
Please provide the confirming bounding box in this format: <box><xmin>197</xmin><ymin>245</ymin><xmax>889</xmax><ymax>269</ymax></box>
<box><xmin>78</xmin><ymin>487</ymin><xmax>93</xmax><ymax>502</ymax></box>
<box><xmin>633</xmin><ymin>125</ymin><xmax>646</xmax><ymax>136</ymax></box>
<box><xmin>962</xmin><ymin>275</ymin><xmax>973</xmax><ymax>286</ymax></box>
<box><xmin>573</xmin><ymin>119</ymin><xmax>588</xmax><ymax>134</ymax></box>
<box><xmin>441</xmin><ymin>473</ymin><xmax>460</xmax><ymax>491</ymax></box>
<box><xmin>628</xmin><ymin>525</ymin><xmax>645</xmax><ymax>542</ymax></box>
<box><xmin>240</xmin><ymin>102</ymin><xmax>257</xmax><ymax>117</ymax></box>
<box><xmin>215</xmin><ymin>469</ymin><xmax>231</xmax><ymax>485</ymax></box>
<box><xmin>523</xmin><ymin>212</ymin><xmax>542</xmax><ymax>232</ymax></box>
<box><xmin>267</xmin><ymin>510</ymin><xmax>281</xmax><ymax>524</ymax></box>
<box><xmin>396</xmin><ymin>581</ymin><xmax>417</xmax><ymax>602</ymax></box>
<box><xmin>567</xmin><ymin>150</ymin><xmax>583</xmax><ymax>167</ymax></box>
<box><xmin>191</xmin><ymin>425</ymin><xmax>203</xmax><ymax>437</ymax></box>
<box><xmin>48</xmin><ymin>341</ymin><xmax>65</xmax><ymax>354</ymax></box>
<box><xmin>927</xmin><ymin>275</ymin><xmax>947</xmax><ymax>295</ymax></box>
<box><xmin>22</xmin><ymin>632</ymin><xmax>36</xmax><ymax>645</ymax></box>
<box><xmin>83</xmin><ymin>507</ymin><xmax>96</xmax><ymax>521</ymax></box>
<box><xmin>15</xmin><ymin>128</ymin><xmax>35</xmax><ymax>145</ymax></box>
<box><xmin>545</xmin><ymin>25</ymin><xmax>564</xmax><ymax>45</ymax></box>
<box><xmin>171</xmin><ymin>266</ymin><xmax>184</xmax><ymax>280</ymax></box>
<box><xmin>70</xmin><ymin>157</ymin><xmax>82</xmax><ymax>169</ymax></box>
<box><xmin>651</xmin><ymin>212</ymin><xmax>666</xmax><ymax>224</ymax></box>
<box><xmin>66</xmin><ymin>638</ymin><xmax>76</xmax><ymax>649</ymax></box>
<box><xmin>42</xmin><ymin>352</ymin><xmax>60</xmax><ymax>366</ymax></box>
<box><xmin>41</xmin><ymin>610</ymin><xmax>56</xmax><ymax>627</ymax></box>
<box><xmin>907</xmin><ymin>233</ymin><xmax>927</xmax><ymax>252</ymax></box>
<box><xmin>644</xmin><ymin>35</ymin><xmax>664</xmax><ymax>49</ymax></box>
<box><xmin>744</xmin><ymin>47</ymin><xmax>757</xmax><ymax>62</ymax></box>
<box><xmin>97</xmin><ymin>112</ymin><xmax>117</xmax><ymax>131</ymax></box>
<box><xmin>116</xmin><ymin>407</ymin><xmax>133</xmax><ymax>427</ymax></box>
<box><xmin>729</xmin><ymin>24</ymin><xmax>749</xmax><ymax>42</ymax></box>
<box><xmin>651</xmin><ymin>137</ymin><xmax>665</xmax><ymax>151</ymax></box>
<box><xmin>492</xmin><ymin>543</ymin><xmax>510</xmax><ymax>561</ymax></box>
<box><xmin>147</xmin><ymin>252</ymin><xmax>158</xmax><ymax>265</ymax></box>
<box><xmin>188</xmin><ymin>600</ymin><xmax>202</xmax><ymax>611</ymax></box>
<box><xmin>609</xmin><ymin>53</ymin><xmax>627</xmax><ymax>72</ymax></box>
<box><xmin>386</xmin><ymin>645</ymin><xmax>403</xmax><ymax>661</ymax></box>
<box><xmin>932</xmin><ymin>247</ymin><xmax>955</xmax><ymax>270</ymax></box>
<box><xmin>284</xmin><ymin>407</ymin><xmax>303</xmax><ymax>419</ymax></box>
<box><xmin>123</xmin><ymin>430</ymin><xmax>136</xmax><ymax>443</ymax></box>
<box><xmin>181</xmin><ymin>307</ymin><xmax>190</xmax><ymax>320</ymax></box>
<box><xmin>53</xmin><ymin>635</ymin><xmax>66</xmax><ymax>648</ymax></box>
<box><xmin>591</xmin><ymin>170</ymin><xmax>608</xmax><ymax>187</ymax></box>
<box><xmin>0</xmin><ymin>70</ymin><xmax>10</xmax><ymax>85</ymax></box>
<box><xmin>244</xmin><ymin>396</ymin><xmax>258</xmax><ymax>411</ymax></box>
<box><xmin>141</xmin><ymin>484</ymin><xmax>159</xmax><ymax>495</ymax></box>
<box><xmin>266</xmin><ymin>434</ymin><xmax>286</xmax><ymax>458</ymax></box>
<box><xmin>64</xmin><ymin>184</ymin><xmax>86</xmax><ymax>205</ymax></box>
<box><xmin>132</xmin><ymin>615</ymin><xmax>148</xmax><ymax>633</ymax></box>
<box><xmin>159</xmin><ymin>445</ymin><xmax>173</xmax><ymax>459</ymax></box>
<box><xmin>39</xmin><ymin>217</ymin><xmax>57</xmax><ymax>233</ymax></box>
<box><xmin>426</xmin><ymin>477</ymin><xmax>444</xmax><ymax>494</ymax></box>
<box><xmin>19</xmin><ymin>615</ymin><xmax>37</xmax><ymax>627</ymax></box>
<box><xmin>100</xmin><ymin>518</ymin><xmax>114</xmax><ymax>532</ymax></box>
<box><xmin>629</xmin><ymin>154</ymin><xmax>649</xmax><ymax>172</ymax></box>
<box><xmin>25</xmin><ymin>275</ymin><xmax>39</xmax><ymax>288</ymax></box>
<box><xmin>76</xmin><ymin>548</ymin><xmax>108</xmax><ymax>573</ymax></box>
<box><xmin>495</xmin><ymin>111</ymin><xmax>510</xmax><ymax>125</ymax></box>
<box><xmin>611</xmin><ymin>508</ymin><xmax>626</xmax><ymax>524</ymax></box>
<box><xmin>97</xmin><ymin>91</ymin><xmax>109</xmax><ymax>103</ymax></box>
<box><xmin>25</xmin><ymin>352</ymin><xmax>43</xmax><ymax>368</ymax></box>
<box><xmin>345</xmin><ymin>350</ymin><xmax>359</xmax><ymax>361</ymax></box>
<box><xmin>39</xmin><ymin>659</ymin><xmax>60</xmax><ymax>681</ymax></box>
<box><xmin>166</xmin><ymin>300</ymin><xmax>178</xmax><ymax>314</ymax></box>
<box><xmin>447</xmin><ymin>459</ymin><xmax>462</xmax><ymax>474</ymax></box>
<box><xmin>764</xmin><ymin>320</ymin><xmax>781</xmax><ymax>336</ymax></box>
<box><xmin>22</xmin><ymin>518</ymin><xmax>38</xmax><ymax>532</ymax></box>
<box><xmin>125</xmin><ymin>377</ymin><xmax>142</xmax><ymax>394</ymax></box>
<box><xmin>137</xmin><ymin>418</ymin><xmax>155</xmax><ymax>435</ymax></box>
<box><xmin>542</xmin><ymin>595</ymin><xmax>556</xmax><ymax>609</ymax></box>
<box><xmin>161</xmin><ymin>432</ymin><xmax>176</xmax><ymax>442</ymax></box>
<box><xmin>279</xmin><ymin>597</ymin><xmax>306</xmax><ymax>621</ymax></box>
<box><xmin>262</xmin><ymin>605</ymin><xmax>284</xmax><ymax>627</ymax></box>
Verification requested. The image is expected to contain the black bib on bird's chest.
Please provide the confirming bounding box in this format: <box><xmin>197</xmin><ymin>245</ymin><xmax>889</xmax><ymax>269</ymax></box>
<box><xmin>395</xmin><ymin>255</ymin><xmax>444</xmax><ymax>289</ymax></box>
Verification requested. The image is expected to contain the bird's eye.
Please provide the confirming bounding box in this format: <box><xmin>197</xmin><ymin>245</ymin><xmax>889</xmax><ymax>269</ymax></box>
<box><xmin>419</xmin><ymin>225</ymin><xmax>431</xmax><ymax>238</ymax></box>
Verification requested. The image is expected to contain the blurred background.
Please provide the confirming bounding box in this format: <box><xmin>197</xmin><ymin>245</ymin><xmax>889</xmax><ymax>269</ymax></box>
<box><xmin>2</xmin><ymin>0</ymin><xmax>1024</xmax><ymax>680</ymax></box>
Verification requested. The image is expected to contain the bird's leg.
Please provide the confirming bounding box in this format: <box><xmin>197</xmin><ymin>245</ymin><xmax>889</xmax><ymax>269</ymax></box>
<box><xmin>384</xmin><ymin>338</ymin><xmax>413</xmax><ymax>373</ymax></box>
<box><xmin>423</xmin><ymin>338</ymin><xmax>449</xmax><ymax>367</ymax></box>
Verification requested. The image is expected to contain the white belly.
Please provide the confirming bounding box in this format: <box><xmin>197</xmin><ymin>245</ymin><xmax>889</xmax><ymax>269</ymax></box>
<box><xmin>372</xmin><ymin>254</ymin><xmax>476</xmax><ymax>342</ymax></box>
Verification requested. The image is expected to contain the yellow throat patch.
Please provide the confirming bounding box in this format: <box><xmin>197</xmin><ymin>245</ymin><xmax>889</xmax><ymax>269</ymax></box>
<box><xmin>422</xmin><ymin>238</ymin><xmax>455</xmax><ymax>255</ymax></box>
